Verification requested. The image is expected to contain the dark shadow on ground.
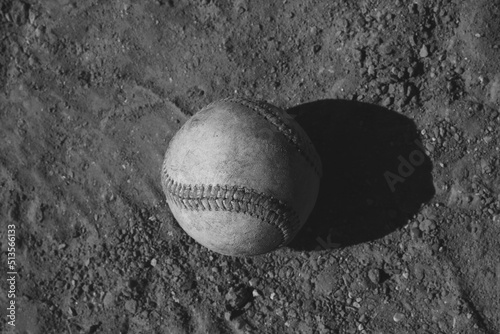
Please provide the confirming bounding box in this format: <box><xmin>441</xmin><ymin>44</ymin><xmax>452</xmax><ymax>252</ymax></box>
<box><xmin>287</xmin><ymin>99</ymin><xmax>435</xmax><ymax>251</ymax></box>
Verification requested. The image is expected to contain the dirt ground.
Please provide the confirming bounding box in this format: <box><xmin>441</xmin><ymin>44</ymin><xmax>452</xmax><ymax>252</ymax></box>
<box><xmin>1</xmin><ymin>0</ymin><xmax>500</xmax><ymax>333</ymax></box>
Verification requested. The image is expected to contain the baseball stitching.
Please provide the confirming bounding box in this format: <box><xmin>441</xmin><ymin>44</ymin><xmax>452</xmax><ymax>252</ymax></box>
<box><xmin>164</xmin><ymin>98</ymin><xmax>321</xmax><ymax>246</ymax></box>
<box><xmin>162</xmin><ymin>172</ymin><xmax>301</xmax><ymax>246</ymax></box>
<box><xmin>216</xmin><ymin>97</ymin><xmax>323</xmax><ymax>177</ymax></box>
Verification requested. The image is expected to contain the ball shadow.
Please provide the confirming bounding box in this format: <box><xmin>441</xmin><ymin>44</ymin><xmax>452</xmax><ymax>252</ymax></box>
<box><xmin>287</xmin><ymin>99</ymin><xmax>435</xmax><ymax>251</ymax></box>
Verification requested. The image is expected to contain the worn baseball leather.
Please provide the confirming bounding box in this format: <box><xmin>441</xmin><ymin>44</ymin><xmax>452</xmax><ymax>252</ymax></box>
<box><xmin>161</xmin><ymin>98</ymin><xmax>322</xmax><ymax>256</ymax></box>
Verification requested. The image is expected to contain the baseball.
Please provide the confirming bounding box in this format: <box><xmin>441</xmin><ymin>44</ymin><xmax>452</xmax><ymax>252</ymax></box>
<box><xmin>161</xmin><ymin>97</ymin><xmax>322</xmax><ymax>256</ymax></box>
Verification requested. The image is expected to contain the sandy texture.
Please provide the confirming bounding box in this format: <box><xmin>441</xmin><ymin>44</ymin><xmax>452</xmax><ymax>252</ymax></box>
<box><xmin>0</xmin><ymin>0</ymin><xmax>499</xmax><ymax>333</ymax></box>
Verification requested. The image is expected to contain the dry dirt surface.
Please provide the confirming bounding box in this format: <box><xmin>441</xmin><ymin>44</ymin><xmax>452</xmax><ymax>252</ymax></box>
<box><xmin>1</xmin><ymin>0</ymin><xmax>500</xmax><ymax>333</ymax></box>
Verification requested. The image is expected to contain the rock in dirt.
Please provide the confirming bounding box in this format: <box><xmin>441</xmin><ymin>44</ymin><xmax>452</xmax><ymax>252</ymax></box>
<box><xmin>125</xmin><ymin>299</ymin><xmax>137</xmax><ymax>313</ymax></box>
<box><xmin>368</xmin><ymin>268</ymin><xmax>382</xmax><ymax>285</ymax></box>
<box><xmin>103</xmin><ymin>292</ymin><xmax>115</xmax><ymax>308</ymax></box>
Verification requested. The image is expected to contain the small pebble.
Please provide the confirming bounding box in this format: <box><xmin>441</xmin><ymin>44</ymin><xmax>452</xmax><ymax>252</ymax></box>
<box><xmin>419</xmin><ymin>219</ymin><xmax>436</xmax><ymax>232</ymax></box>
<box><xmin>393</xmin><ymin>312</ymin><xmax>405</xmax><ymax>322</ymax></box>
<box><xmin>103</xmin><ymin>292</ymin><xmax>114</xmax><ymax>307</ymax></box>
<box><xmin>410</xmin><ymin>227</ymin><xmax>422</xmax><ymax>239</ymax></box>
<box><xmin>68</xmin><ymin>307</ymin><xmax>77</xmax><ymax>317</ymax></box>
<box><xmin>368</xmin><ymin>268</ymin><xmax>381</xmax><ymax>284</ymax></box>
<box><xmin>419</xmin><ymin>45</ymin><xmax>429</xmax><ymax>58</ymax></box>
<box><xmin>382</xmin><ymin>96</ymin><xmax>393</xmax><ymax>107</ymax></box>
<box><xmin>125</xmin><ymin>299</ymin><xmax>137</xmax><ymax>313</ymax></box>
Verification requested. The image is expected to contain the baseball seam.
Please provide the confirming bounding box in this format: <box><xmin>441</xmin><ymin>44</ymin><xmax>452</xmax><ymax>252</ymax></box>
<box><xmin>218</xmin><ymin>97</ymin><xmax>323</xmax><ymax>177</ymax></box>
<box><xmin>162</xmin><ymin>173</ymin><xmax>301</xmax><ymax>246</ymax></box>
